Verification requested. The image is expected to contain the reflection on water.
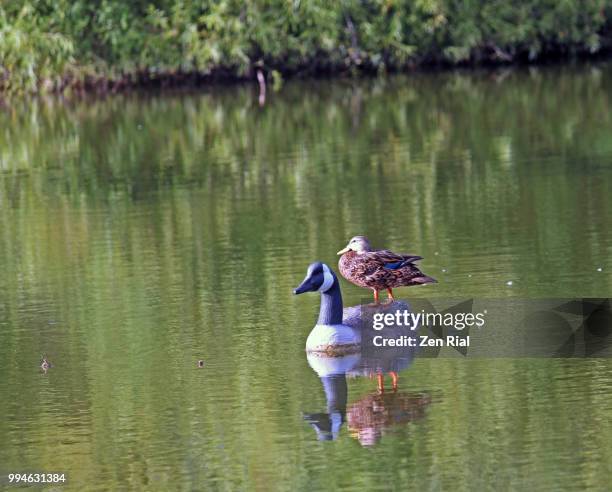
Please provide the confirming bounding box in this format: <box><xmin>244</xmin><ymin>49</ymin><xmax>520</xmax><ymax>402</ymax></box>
<box><xmin>303</xmin><ymin>372</ymin><xmax>349</xmax><ymax>442</ymax></box>
<box><xmin>0</xmin><ymin>63</ymin><xmax>611</xmax><ymax>489</ymax></box>
<box><xmin>304</xmin><ymin>304</ymin><xmax>431</xmax><ymax>446</ymax></box>
<box><xmin>348</xmin><ymin>391</ymin><xmax>431</xmax><ymax>447</ymax></box>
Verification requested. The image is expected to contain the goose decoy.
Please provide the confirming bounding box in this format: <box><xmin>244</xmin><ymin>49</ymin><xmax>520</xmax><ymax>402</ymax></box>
<box><xmin>337</xmin><ymin>235</ymin><xmax>436</xmax><ymax>303</ymax></box>
<box><xmin>294</xmin><ymin>262</ymin><xmax>361</xmax><ymax>352</ymax></box>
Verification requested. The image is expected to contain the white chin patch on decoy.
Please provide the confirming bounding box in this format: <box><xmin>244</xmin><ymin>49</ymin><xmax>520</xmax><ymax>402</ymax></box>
<box><xmin>318</xmin><ymin>264</ymin><xmax>335</xmax><ymax>293</ymax></box>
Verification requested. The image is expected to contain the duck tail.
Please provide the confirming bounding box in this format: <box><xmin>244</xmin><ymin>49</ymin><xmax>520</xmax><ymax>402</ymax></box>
<box><xmin>413</xmin><ymin>275</ymin><xmax>437</xmax><ymax>284</ymax></box>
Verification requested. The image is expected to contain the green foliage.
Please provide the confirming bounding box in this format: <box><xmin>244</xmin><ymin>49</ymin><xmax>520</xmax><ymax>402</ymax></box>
<box><xmin>0</xmin><ymin>4</ymin><xmax>74</xmax><ymax>92</ymax></box>
<box><xmin>1</xmin><ymin>0</ymin><xmax>612</xmax><ymax>92</ymax></box>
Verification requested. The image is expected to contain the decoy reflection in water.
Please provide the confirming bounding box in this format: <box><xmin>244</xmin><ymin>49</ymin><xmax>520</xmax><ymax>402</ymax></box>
<box><xmin>304</xmin><ymin>342</ymin><xmax>431</xmax><ymax>446</ymax></box>
<box><xmin>337</xmin><ymin>236</ymin><xmax>436</xmax><ymax>304</ymax></box>
<box><xmin>303</xmin><ymin>353</ymin><xmax>359</xmax><ymax>441</ymax></box>
<box><xmin>295</xmin><ymin>262</ymin><xmax>431</xmax><ymax>444</ymax></box>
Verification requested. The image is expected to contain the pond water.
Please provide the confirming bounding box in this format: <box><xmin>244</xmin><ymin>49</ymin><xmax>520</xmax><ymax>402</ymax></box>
<box><xmin>1</xmin><ymin>63</ymin><xmax>611</xmax><ymax>490</ymax></box>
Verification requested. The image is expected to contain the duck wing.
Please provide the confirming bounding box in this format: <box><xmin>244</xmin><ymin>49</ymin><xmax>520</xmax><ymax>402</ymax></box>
<box><xmin>365</xmin><ymin>250</ymin><xmax>423</xmax><ymax>270</ymax></box>
<box><xmin>363</xmin><ymin>251</ymin><xmax>435</xmax><ymax>287</ymax></box>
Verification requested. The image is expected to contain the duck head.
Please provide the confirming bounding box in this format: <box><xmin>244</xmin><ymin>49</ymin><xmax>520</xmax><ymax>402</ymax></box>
<box><xmin>337</xmin><ymin>235</ymin><xmax>372</xmax><ymax>255</ymax></box>
<box><xmin>294</xmin><ymin>262</ymin><xmax>338</xmax><ymax>295</ymax></box>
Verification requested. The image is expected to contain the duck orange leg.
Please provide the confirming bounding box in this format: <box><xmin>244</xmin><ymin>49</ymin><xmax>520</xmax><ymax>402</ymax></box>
<box><xmin>386</xmin><ymin>288</ymin><xmax>395</xmax><ymax>301</ymax></box>
<box><xmin>373</xmin><ymin>289</ymin><xmax>380</xmax><ymax>304</ymax></box>
<box><xmin>377</xmin><ymin>373</ymin><xmax>384</xmax><ymax>393</ymax></box>
<box><xmin>390</xmin><ymin>371</ymin><xmax>398</xmax><ymax>391</ymax></box>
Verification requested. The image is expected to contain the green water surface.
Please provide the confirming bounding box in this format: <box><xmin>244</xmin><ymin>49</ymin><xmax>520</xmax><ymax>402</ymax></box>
<box><xmin>1</xmin><ymin>64</ymin><xmax>612</xmax><ymax>491</ymax></box>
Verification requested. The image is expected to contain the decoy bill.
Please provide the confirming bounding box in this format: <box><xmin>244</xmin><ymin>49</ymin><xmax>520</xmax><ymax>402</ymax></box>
<box><xmin>337</xmin><ymin>236</ymin><xmax>436</xmax><ymax>303</ymax></box>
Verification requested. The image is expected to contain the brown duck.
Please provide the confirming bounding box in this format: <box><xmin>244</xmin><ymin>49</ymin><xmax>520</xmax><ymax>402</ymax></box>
<box><xmin>337</xmin><ymin>236</ymin><xmax>436</xmax><ymax>303</ymax></box>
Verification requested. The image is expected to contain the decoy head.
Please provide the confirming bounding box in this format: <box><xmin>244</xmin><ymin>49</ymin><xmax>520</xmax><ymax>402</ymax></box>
<box><xmin>337</xmin><ymin>235</ymin><xmax>371</xmax><ymax>255</ymax></box>
<box><xmin>294</xmin><ymin>262</ymin><xmax>337</xmax><ymax>295</ymax></box>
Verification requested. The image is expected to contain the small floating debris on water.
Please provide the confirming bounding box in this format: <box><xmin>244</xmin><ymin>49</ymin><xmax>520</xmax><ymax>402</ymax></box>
<box><xmin>468</xmin><ymin>274</ymin><xmax>472</xmax><ymax>278</ymax></box>
<box><xmin>40</xmin><ymin>356</ymin><xmax>52</xmax><ymax>372</ymax></box>
<box><xmin>434</xmin><ymin>251</ymin><xmax>439</xmax><ymax>256</ymax></box>
<box><xmin>197</xmin><ymin>360</ymin><xmax>205</xmax><ymax>368</ymax></box>
<box><xmin>506</xmin><ymin>280</ymin><xmax>514</xmax><ymax>286</ymax></box>
<box><xmin>596</xmin><ymin>267</ymin><xmax>603</xmax><ymax>272</ymax></box>
<box><xmin>441</xmin><ymin>268</ymin><xmax>447</xmax><ymax>273</ymax></box>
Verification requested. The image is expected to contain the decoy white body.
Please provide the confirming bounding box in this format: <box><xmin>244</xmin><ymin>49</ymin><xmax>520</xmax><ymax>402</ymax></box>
<box><xmin>295</xmin><ymin>262</ymin><xmax>415</xmax><ymax>354</ymax></box>
<box><xmin>305</xmin><ymin>324</ymin><xmax>361</xmax><ymax>352</ymax></box>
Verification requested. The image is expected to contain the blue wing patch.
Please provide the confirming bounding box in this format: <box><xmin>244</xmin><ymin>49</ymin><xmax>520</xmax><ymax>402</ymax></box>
<box><xmin>383</xmin><ymin>261</ymin><xmax>405</xmax><ymax>270</ymax></box>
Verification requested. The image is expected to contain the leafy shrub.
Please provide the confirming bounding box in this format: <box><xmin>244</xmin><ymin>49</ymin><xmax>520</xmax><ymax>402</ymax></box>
<box><xmin>1</xmin><ymin>0</ymin><xmax>611</xmax><ymax>93</ymax></box>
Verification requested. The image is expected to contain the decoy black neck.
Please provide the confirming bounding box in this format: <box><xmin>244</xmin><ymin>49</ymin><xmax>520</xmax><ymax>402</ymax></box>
<box><xmin>321</xmin><ymin>375</ymin><xmax>348</xmax><ymax>415</ymax></box>
<box><xmin>317</xmin><ymin>279</ymin><xmax>343</xmax><ymax>325</ymax></box>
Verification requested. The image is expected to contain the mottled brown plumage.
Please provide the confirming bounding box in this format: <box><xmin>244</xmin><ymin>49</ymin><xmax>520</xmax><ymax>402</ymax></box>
<box><xmin>337</xmin><ymin>236</ymin><xmax>436</xmax><ymax>302</ymax></box>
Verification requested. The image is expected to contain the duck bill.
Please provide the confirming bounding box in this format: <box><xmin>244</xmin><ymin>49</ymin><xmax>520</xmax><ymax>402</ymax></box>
<box><xmin>337</xmin><ymin>247</ymin><xmax>350</xmax><ymax>255</ymax></box>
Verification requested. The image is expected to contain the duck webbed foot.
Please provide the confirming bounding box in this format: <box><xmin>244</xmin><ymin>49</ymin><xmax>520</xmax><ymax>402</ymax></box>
<box><xmin>367</xmin><ymin>289</ymin><xmax>380</xmax><ymax>307</ymax></box>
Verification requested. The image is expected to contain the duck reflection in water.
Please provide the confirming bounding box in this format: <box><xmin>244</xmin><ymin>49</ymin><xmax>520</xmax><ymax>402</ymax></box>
<box><xmin>294</xmin><ymin>262</ymin><xmax>432</xmax><ymax>445</ymax></box>
<box><xmin>347</xmin><ymin>389</ymin><xmax>432</xmax><ymax>446</ymax></box>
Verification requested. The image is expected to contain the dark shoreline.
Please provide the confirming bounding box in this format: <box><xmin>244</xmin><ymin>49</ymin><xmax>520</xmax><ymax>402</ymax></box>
<box><xmin>7</xmin><ymin>48</ymin><xmax>612</xmax><ymax>99</ymax></box>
